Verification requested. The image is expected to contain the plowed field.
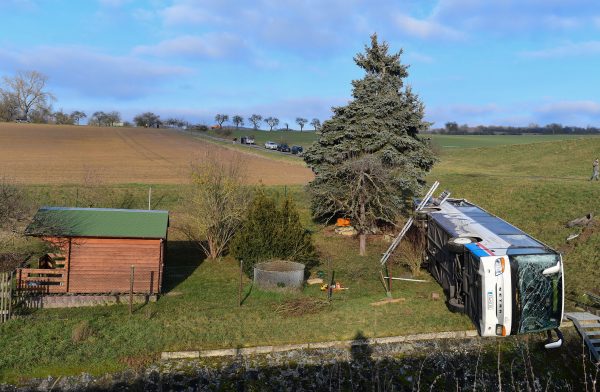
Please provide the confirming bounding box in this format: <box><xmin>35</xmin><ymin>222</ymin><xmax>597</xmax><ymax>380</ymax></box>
<box><xmin>0</xmin><ymin>123</ymin><xmax>313</xmax><ymax>185</ymax></box>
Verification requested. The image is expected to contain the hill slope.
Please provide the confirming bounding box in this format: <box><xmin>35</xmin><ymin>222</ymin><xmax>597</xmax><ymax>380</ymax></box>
<box><xmin>0</xmin><ymin>123</ymin><xmax>313</xmax><ymax>185</ymax></box>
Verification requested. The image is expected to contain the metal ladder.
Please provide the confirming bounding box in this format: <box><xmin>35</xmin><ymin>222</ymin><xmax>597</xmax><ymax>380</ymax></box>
<box><xmin>565</xmin><ymin>312</ymin><xmax>600</xmax><ymax>362</ymax></box>
<box><xmin>380</xmin><ymin>181</ymin><xmax>440</xmax><ymax>266</ymax></box>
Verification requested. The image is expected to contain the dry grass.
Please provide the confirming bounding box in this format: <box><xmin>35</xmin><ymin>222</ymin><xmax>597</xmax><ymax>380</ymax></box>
<box><xmin>0</xmin><ymin>123</ymin><xmax>313</xmax><ymax>185</ymax></box>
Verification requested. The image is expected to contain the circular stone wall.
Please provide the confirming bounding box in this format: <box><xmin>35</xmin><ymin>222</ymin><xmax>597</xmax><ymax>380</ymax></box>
<box><xmin>253</xmin><ymin>260</ymin><xmax>305</xmax><ymax>291</ymax></box>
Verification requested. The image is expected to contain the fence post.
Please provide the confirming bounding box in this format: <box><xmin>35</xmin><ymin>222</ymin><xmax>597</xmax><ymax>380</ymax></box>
<box><xmin>0</xmin><ymin>273</ymin><xmax>5</xmax><ymax>323</ymax></box>
<box><xmin>8</xmin><ymin>271</ymin><xmax>13</xmax><ymax>321</ymax></box>
<box><xmin>239</xmin><ymin>260</ymin><xmax>243</xmax><ymax>307</ymax></box>
<box><xmin>129</xmin><ymin>265</ymin><xmax>135</xmax><ymax>315</ymax></box>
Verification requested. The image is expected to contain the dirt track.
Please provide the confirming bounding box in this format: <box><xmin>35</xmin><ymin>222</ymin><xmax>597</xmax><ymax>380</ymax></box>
<box><xmin>0</xmin><ymin>123</ymin><xmax>314</xmax><ymax>185</ymax></box>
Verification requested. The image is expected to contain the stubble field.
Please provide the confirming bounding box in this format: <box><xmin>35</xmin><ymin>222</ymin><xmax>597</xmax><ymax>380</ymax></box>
<box><xmin>0</xmin><ymin>123</ymin><xmax>313</xmax><ymax>185</ymax></box>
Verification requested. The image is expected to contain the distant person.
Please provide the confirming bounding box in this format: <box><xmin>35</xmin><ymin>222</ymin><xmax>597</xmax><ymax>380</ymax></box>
<box><xmin>591</xmin><ymin>158</ymin><xmax>599</xmax><ymax>181</ymax></box>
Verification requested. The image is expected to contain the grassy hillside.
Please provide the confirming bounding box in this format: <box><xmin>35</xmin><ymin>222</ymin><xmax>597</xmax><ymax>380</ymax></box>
<box><xmin>0</xmin><ymin>135</ymin><xmax>598</xmax><ymax>382</ymax></box>
<box><xmin>206</xmin><ymin>128</ymin><xmax>318</xmax><ymax>149</ymax></box>
<box><xmin>428</xmin><ymin>133</ymin><xmax>597</xmax><ymax>149</ymax></box>
<box><xmin>431</xmin><ymin>136</ymin><xmax>600</xmax><ymax>300</ymax></box>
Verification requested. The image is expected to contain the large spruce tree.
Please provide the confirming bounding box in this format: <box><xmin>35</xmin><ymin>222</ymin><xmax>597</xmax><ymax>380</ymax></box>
<box><xmin>303</xmin><ymin>34</ymin><xmax>436</xmax><ymax>255</ymax></box>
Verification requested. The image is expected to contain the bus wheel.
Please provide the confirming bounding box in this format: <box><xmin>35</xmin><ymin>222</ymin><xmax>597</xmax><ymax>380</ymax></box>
<box><xmin>447</xmin><ymin>237</ymin><xmax>475</xmax><ymax>253</ymax></box>
<box><xmin>447</xmin><ymin>298</ymin><xmax>465</xmax><ymax>313</ymax></box>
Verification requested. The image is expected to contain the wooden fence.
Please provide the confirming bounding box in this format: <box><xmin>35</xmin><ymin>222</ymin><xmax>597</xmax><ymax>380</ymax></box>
<box><xmin>0</xmin><ymin>272</ymin><xmax>13</xmax><ymax>323</ymax></box>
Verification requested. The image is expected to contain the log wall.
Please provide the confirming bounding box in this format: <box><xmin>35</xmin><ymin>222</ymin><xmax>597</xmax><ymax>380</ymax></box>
<box><xmin>67</xmin><ymin>238</ymin><xmax>163</xmax><ymax>294</ymax></box>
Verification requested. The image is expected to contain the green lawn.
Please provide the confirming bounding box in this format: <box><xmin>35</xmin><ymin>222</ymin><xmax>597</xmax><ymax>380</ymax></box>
<box><xmin>206</xmin><ymin>128</ymin><xmax>319</xmax><ymax>149</ymax></box>
<box><xmin>429</xmin><ymin>133</ymin><xmax>598</xmax><ymax>149</ymax></box>
<box><xmin>1</xmin><ymin>135</ymin><xmax>599</xmax><ymax>382</ymax></box>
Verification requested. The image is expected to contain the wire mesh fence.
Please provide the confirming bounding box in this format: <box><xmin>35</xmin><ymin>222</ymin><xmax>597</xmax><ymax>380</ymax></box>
<box><xmin>253</xmin><ymin>260</ymin><xmax>305</xmax><ymax>291</ymax></box>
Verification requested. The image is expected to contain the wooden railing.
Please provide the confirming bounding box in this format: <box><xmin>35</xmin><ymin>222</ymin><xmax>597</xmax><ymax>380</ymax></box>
<box><xmin>16</xmin><ymin>268</ymin><xmax>67</xmax><ymax>294</ymax></box>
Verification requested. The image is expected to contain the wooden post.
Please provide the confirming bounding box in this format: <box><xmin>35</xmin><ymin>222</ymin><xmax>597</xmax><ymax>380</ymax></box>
<box><xmin>0</xmin><ymin>273</ymin><xmax>5</xmax><ymax>323</ymax></box>
<box><xmin>8</xmin><ymin>272</ymin><xmax>13</xmax><ymax>321</ymax></box>
<box><xmin>129</xmin><ymin>265</ymin><xmax>135</xmax><ymax>315</ymax></box>
<box><xmin>148</xmin><ymin>187</ymin><xmax>152</xmax><ymax>210</ymax></box>
<box><xmin>238</xmin><ymin>260</ymin><xmax>243</xmax><ymax>306</ymax></box>
<box><xmin>387</xmin><ymin>262</ymin><xmax>393</xmax><ymax>294</ymax></box>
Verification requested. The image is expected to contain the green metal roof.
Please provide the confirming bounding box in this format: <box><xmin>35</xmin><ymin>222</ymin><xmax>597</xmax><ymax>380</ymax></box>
<box><xmin>25</xmin><ymin>207</ymin><xmax>169</xmax><ymax>239</ymax></box>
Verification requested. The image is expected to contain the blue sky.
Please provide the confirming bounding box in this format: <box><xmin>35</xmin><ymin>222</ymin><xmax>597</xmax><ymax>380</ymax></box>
<box><xmin>1</xmin><ymin>0</ymin><xmax>599</xmax><ymax>128</ymax></box>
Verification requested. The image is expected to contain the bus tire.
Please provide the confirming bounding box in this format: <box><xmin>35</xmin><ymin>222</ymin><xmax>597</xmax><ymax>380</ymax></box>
<box><xmin>447</xmin><ymin>298</ymin><xmax>465</xmax><ymax>313</ymax></box>
<box><xmin>447</xmin><ymin>237</ymin><xmax>475</xmax><ymax>253</ymax></box>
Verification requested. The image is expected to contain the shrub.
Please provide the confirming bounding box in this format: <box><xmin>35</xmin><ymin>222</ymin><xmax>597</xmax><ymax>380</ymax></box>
<box><xmin>71</xmin><ymin>320</ymin><xmax>94</xmax><ymax>343</ymax></box>
<box><xmin>231</xmin><ymin>190</ymin><xmax>319</xmax><ymax>277</ymax></box>
<box><xmin>215</xmin><ymin>127</ymin><xmax>232</xmax><ymax>137</ymax></box>
<box><xmin>396</xmin><ymin>226</ymin><xmax>426</xmax><ymax>276</ymax></box>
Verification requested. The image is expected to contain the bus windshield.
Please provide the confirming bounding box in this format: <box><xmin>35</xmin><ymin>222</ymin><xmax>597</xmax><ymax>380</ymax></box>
<box><xmin>512</xmin><ymin>254</ymin><xmax>562</xmax><ymax>333</ymax></box>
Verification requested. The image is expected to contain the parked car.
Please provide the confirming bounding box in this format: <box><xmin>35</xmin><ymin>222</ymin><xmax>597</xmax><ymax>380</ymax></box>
<box><xmin>15</xmin><ymin>118</ymin><xmax>30</xmax><ymax>123</ymax></box>
<box><xmin>264</xmin><ymin>141</ymin><xmax>278</xmax><ymax>150</ymax></box>
<box><xmin>291</xmin><ymin>145</ymin><xmax>303</xmax><ymax>155</ymax></box>
<box><xmin>240</xmin><ymin>136</ymin><xmax>255</xmax><ymax>145</ymax></box>
<box><xmin>277</xmin><ymin>143</ymin><xmax>291</xmax><ymax>152</ymax></box>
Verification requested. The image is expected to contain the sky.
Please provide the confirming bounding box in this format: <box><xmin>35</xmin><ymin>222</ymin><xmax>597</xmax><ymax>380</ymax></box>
<box><xmin>1</xmin><ymin>0</ymin><xmax>599</xmax><ymax>128</ymax></box>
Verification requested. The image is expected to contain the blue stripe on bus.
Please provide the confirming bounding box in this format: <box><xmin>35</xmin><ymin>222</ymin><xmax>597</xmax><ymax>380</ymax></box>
<box><xmin>466</xmin><ymin>243</ymin><xmax>489</xmax><ymax>258</ymax></box>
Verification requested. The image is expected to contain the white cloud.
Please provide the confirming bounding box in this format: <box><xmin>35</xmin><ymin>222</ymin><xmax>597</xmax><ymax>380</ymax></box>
<box><xmin>431</xmin><ymin>0</ymin><xmax>598</xmax><ymax>33</ymax></box>
<box><xmin>0</xmin><ymin>46</ymin><xmax>191</xmax><ymax>99</ymax></box>
<box><xmin>98</xmin><ymin>0</ymin><xmax>131</xmax><ymax>7</ymax></box>
<box><xmin>521</xmin><ymin>41</ymin><xmax>600</xmax><ymax>58</ymax></box>
<box><xmin>406</xmin><ymin>52</ymin><xmax>435</xmax><ymax>64</ymax></box>
<box><xmin>134</xmin><ymin>33</ymin><xmax>250</xmax><ymax>60</ymax></box>
<box><xmin>536</xmin><ymin>100</ymin><xmax>600</xmax><ymax>115</ymax></box>
<box><xmin>393</xmin><ymin>14</ymin><xmax>464</xmax><ymax>40</ymax></box>
<box><xmin>161</xmin><ymin>1</ymin><xmax>227</xmax><ymax>26</ymax></box>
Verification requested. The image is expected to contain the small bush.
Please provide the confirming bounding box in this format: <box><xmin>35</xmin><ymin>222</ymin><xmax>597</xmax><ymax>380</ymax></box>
<box><xmin>396</xmin><ymin>226</ymin><xmax>426</xmax><ymax>276</ymax></box>
<box><xmin>71</xmin><ymin>320</ymin><xmax>94</xmax><ymax>343</ymax></box>
<box><xmin>215</xmin><ymin>127</ymin><xmax>232</xmax><ymax>137</ymax></box>
<box><xmin>231</xmin><ymin>189</ymin><xmax>319</xmax><ymax>277</ymax></box>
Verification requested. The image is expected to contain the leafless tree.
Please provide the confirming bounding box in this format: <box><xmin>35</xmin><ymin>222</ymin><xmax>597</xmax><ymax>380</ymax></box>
<box><xmin>310</xmin><ymin>118</ymin><xmax>321</xmax><ymax>131</ymax></box>
<box><xmin>70</xmin><ymin>111</ymin><xmax>87</xmax><ymax>125</ymax></box>
<box><xmin>0</xmin><ymin>177</ymin><xmax>28</xmax><ymax>231</ymax></box>
<box><xmin>232</xmin><ymin>115</ymin><xmax>244</xmax><ymax>128</ymax></box>
<box><xmin>0</xmin><ymin>91</ymin><xmax>19</xmax><ymax>121</ymax></box>
<box><xmin>248</xmin><ymin>114</ymin><xmax>262</xmax><ymax>130</ymax></box>
<box><xmin>296</xmin><ymin>117</ymin><xmax>308</xmax><ymax>132</ymax></box>
<box><xmin>180</xmin><ymin>152</ymin><xmax>250</xmax><ymax>259</ymax></box>
<box><xmin>214</xmin><ymin>114</ymin><xmax>229</xmax><ymax>128</ymax></box>
<box><xmin>264</xmin><ymin>116</ymin><xmax>279</xmax><ymax>131</ymax></box>
<box><xmin>1</xmin><ymin>71</ymin><xmax>55</xmax><ymax>120</ymax></box>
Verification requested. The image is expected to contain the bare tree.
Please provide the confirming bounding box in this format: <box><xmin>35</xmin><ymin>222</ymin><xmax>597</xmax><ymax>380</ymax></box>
<box><xmin>214</xmin><ymin>114</ymin><xmax>229</xmax><ymax>128</ymax></box>
<box><xmin>296</xmin><ymin>117</ymin><xmax>308</xmax><ymax>132</ymax></box>
<box><xmin>264</xmin><ymin>116</ymin><xmax>280</xmax><ymax>131</ymax></box>
<box><xmin>232</xmin><ymin>115</ymin><xmax>244</xmax><ymax>129</ymax></box>
<box><xmin>180</xmin><ymin>152</ymin><xmax>250</xmax><ymax>259</ymax></box>
<box><xmin>164</xmin><ymin>118</ymin><xmax>186</xmax><ymax>128</ymax></box>
<box><xmin>70</xmin><ymin>111</ymin><xmax>87</xmax><ymax>125</ymax></box>
<box><xmin>248</xmin><ymin>114</ymin><xmax>262</xmax><ymax>130</ymax></box>
<box><xmin>134</xmin><ymin>112</ymin><xmax>161</xmax><ymax>128</ymax></box>
<box><xmin>1</xmin><ymin>71</ymin><xmax>55</xmax><ymax>120</ymax></box>
<box><xmin>0</xmin><ymin>177</ymin><xmax>28</xmax><ymax>232</ymax></box>
<box><xmin>54</xmin><ymin>110</ymin><xmax>75</xmax><ymax>125</ymax></box>
<box><xmin>105</xmin><ymin>111</ymin><xmax>121</xmax><ymax>127</ymax></box>
<box><xmin>310</xmin><ymin>118</ymin><xmax>321</xmax><ymax>131</ymax></box>
<box><xmin>0</xmin><ymin>92</ymin><xmax>19</xmax><ymax>122</ymax></box>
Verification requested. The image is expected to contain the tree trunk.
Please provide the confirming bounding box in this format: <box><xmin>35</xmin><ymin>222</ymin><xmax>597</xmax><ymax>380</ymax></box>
<box><xmin>359</xmin><ymin>192</ymin><xmax>367</xmax><ymax>256</ymax></box>
<box><xmin>359</xmin><ymin>233</ymin><xmax>366</xmax><ymax>256</ymax></box>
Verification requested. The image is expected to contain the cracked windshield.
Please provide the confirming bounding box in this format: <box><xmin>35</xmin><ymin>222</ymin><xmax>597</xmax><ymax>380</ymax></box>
<box><xmin>514</xmin><ymin>254</ymin><xmax>562</xmax><ymax>333</ymax></box>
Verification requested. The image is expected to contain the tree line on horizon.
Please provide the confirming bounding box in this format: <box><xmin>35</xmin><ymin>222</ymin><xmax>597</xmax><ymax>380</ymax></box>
<box><xmin>433</xmin><ymin>121</ymin><xmax>600</xmax><ymax>135</ymax></box>
<box><xmin>1</xmin><ymin>70</ymin><xmax>597</xmax><ymax>135</ymax></box>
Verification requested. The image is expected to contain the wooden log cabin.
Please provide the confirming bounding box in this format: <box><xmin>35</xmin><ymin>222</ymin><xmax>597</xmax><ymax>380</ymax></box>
<box><xmin>20</xmin><ymin>207</ymin><xmax>169</xmax><ymax>295</ymax></box>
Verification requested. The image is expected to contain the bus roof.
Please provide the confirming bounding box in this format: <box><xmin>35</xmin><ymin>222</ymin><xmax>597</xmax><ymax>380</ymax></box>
<box><xmin>426</xmin><ymin>199</ymin><xmax>556</xmax><ymax>256</ymax></box>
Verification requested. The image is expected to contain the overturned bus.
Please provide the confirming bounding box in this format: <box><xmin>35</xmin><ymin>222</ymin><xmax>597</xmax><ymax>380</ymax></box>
<box><xmin>418</xmin><ymin>198</ymin><xmax>564</xmax><ymax>348</ymax></box>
